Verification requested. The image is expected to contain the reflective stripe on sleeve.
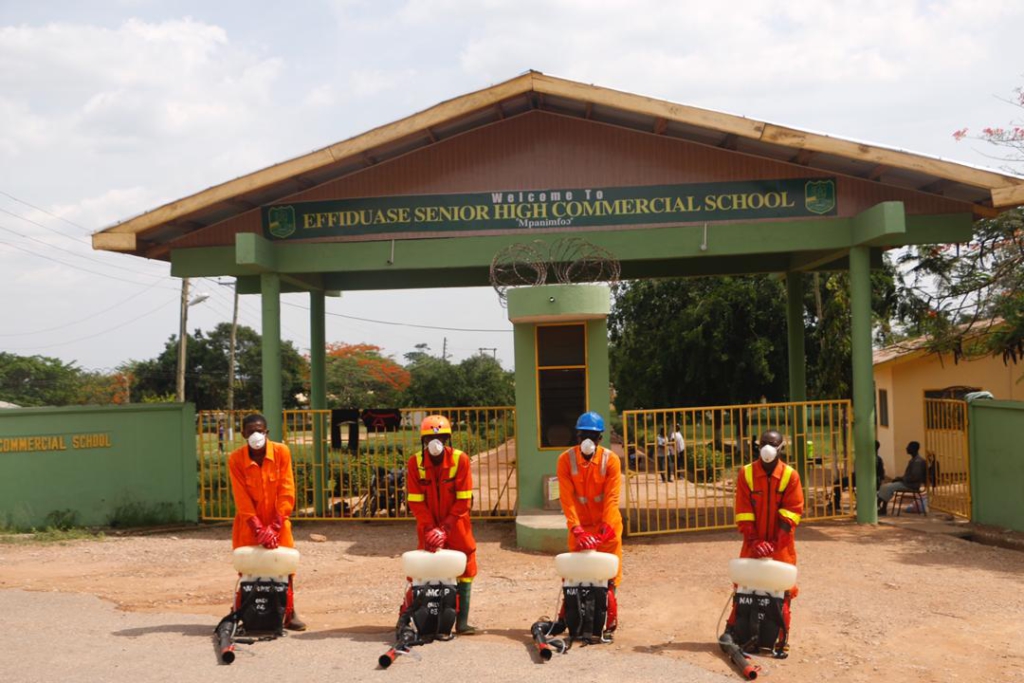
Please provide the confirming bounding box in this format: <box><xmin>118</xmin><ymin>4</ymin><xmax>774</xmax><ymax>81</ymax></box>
<box><xmin>779</xmin><ymin>508</ymin><xmax>802</xmax><ymax>525</ymax></box>
<box><xmin>455</xmin><ymin>490</ymin><xmax>473</xmax><ymax>499</ymax></box>
<box><xmin>407</xmin><ymin>493</ymin><xmax>425</xmax><ymax>502</ymax></box>
<box><xmin>735</xmin><ymin>512</ymin><xmax>756</xmax><ymax>522</ymax></box>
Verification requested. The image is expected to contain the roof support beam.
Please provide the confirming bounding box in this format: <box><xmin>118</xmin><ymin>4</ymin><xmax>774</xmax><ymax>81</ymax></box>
<box><xmin>653</xmin><ymin>118</ymin><xmax>668</xmax><ymax>135</ymax></box>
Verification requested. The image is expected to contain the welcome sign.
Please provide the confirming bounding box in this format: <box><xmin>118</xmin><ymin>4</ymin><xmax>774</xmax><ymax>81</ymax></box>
<box><xmin>262</xmin><ymin>178</ymin><xmax>837</xmax><ymax>241</ymax></box>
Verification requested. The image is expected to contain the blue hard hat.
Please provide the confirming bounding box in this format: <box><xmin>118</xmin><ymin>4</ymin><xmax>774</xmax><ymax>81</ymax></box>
<box><xmin>575</xmin><ymin>411</ymin><xmax>605</xmax><ymax>432</ymax></box>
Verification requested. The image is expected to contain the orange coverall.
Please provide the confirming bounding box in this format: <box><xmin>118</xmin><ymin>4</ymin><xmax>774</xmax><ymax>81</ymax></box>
<box><xmin>406</xmin><ymin>447</ymin><xmax>477</xmax><ymax>581</ymax></box>
<box><xmin>228</xmin><ymin>441</ymin><xmax>296</xmax><ymax>550</ymax></box>
<box><xmin>557</xmin><ymin>445</ymin><xmax>623</xmax><ymax>586</ymax></box>
<box><xmin>734</xmin><ymin>460</ymin><xmax>803</xmax><ymax>566</ymax></box>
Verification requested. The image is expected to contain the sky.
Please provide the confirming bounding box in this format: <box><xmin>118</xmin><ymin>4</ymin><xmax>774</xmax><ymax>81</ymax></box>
<box><xmin>1</xmin><ymin>0</ymin><xmax>1023</xmax><ymax>374</ymax></box>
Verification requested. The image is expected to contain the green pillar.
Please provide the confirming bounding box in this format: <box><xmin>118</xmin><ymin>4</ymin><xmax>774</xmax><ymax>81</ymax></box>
<box><xmin>849</xmin><ymin>246</ymin><xmax>877</xmax><ymax>524</ymax></box>
<box><xmin>260</xmin><ymin>272</ymin><xmax>283</xmax><ymax>440</ymax></box>
<box><xmin>310</xmin><ymin>289</ymin><xmax>326</xmax><ymax>515</ymax></box>
<box><xmin>786</xmin><ymin>272</ymin><xmax>808</xmax><ymax>480</ymax></box>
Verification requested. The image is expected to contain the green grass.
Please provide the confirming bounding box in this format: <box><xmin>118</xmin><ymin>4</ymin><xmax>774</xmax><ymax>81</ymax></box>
<box><xmin>0</xmin><ymin>526</ymin><xmax>104</xmax><ymax>544</ymax></box>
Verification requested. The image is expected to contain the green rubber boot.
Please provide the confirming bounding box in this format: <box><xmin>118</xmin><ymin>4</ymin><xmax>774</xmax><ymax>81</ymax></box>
<box><xmin>456</xmin><ymin>581</ymin><xmax>477</xmax><ymax>635</ymax></box>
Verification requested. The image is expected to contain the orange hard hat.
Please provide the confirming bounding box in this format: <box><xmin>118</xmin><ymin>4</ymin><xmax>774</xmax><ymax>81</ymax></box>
<box><xmin>420</xmin><ymin>415</ymin><xmax>452</xmax><ymax>437</ymax></box>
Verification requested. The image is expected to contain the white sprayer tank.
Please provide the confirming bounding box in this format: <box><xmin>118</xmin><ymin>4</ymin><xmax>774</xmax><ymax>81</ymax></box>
<box><xmin>232</xmin><ymin>546</ymin><xmax>301</xmax><ymax>580</ymax></box>
<box><xmin>555</xmin><ymin>550</ymin><xmax>619</xmax><ymax>586</ymax></box>
<box><xmin>402</xmin><ymin>549</ymin><xmax>467</xmax><ymax>585</ymax></box>
<box><xmin>728</xmin><ymin>558</ymin><xmax>797</xmax><ymax>595</ymax></box>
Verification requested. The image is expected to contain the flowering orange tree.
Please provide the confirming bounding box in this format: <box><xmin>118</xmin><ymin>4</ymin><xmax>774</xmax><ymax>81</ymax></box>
<box><xmin>323</xmin><ymin>342</ymin><xmax>411</xmax><ymax>408</ymax></box>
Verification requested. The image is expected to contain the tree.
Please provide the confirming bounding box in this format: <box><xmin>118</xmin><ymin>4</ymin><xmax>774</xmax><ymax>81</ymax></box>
<box><xmin>130</xmin><ymin>324</ymin><xmax>308</xmax><ymax>410</ymax></box>
<box><xmin>324</xmin><ymin>343</ymin><xmax>410</xmax><ymax>408</ymax></box>
<box><xmin>75</xmin><ymin>369</ymin><xmax>132</xmax><ymax>405</ymax></box>
<box><xmin>609</xmin><ymin>276</ymin><xmax>790</xmax><ymax>410</ymax></box>
<box><xmin>914</xmin><ymin>85</ymin><xmax>1024</xmax><ymax>363</ymax></box>
<box><xmin>0</xmin><ymin>353</ymin><xmax>81</xmax><ymax>406</ymax></box>
<box><xmin>404</xmin><ymin>345</ymin><xmax>515</xmax><ymax>407</ymax></box>
<box><xmin>897</xmin><ymin>209</ymin><xmax>1024</xmax><ymax>366</ymax></box>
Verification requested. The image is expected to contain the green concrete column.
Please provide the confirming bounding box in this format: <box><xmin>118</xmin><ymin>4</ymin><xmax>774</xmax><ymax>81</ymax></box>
<box><xmin>786</xmin><ymin>271</ymin><xmax>808</xmax><ymax>479</ymax></box>
<box><xmin>260</xmin><ymin>273</ymin><xmax>283</xmax><ymax>440</ymax></box>
<box><xmin>309</xmin><ymin>289</ymin><xmax>326</xmax><ymax>515</ymax></box>
<box><xmin>849</xmin><ymin>246</ymin><xmax>877</xmax><ymax>524</ymax></box>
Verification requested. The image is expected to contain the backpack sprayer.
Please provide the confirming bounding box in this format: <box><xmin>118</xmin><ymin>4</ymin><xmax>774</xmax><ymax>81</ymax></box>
<box><xmin>214</xmin><ymin>546</ymin><xmax>300</xmax><ymax>665</ymax></box>
<box><xmin>379</xmin><ymin>549</ymin><xmax>467</xmax><ymax>669</ymax></box>
<box><xmin>530</xmin><ymin>550</ymin><xmax>619</xmax><ymax>660</ymax></box>
<box><xmin>718</xmin><ymin>558</ymin><xmax>797</xmax><ymax>680</ymax></box>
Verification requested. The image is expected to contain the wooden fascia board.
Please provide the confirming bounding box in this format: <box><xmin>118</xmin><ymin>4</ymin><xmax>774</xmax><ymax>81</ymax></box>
<box><xmin>98</xmin><ymin>73</ymin><xmax>536</xmax><ymax>239</ymax></box>
<box><xmin>761</xmin><ymin>122</ymin><xmax>1021</xmax><ymax>191</ymax></box>
<box><xmin>991</xmin><ymin>183</ymin><xmax>1024</xmax><ymax>208</ymax></box>
<box><xmin>92</xmin><ymin>232</ymin><xmax>136</xmax><ymax>252</ymax></box>
<box><xmin>532</xmin><ymin>73</ymin><xmax>766</xmax><ymax>139</ymax></box>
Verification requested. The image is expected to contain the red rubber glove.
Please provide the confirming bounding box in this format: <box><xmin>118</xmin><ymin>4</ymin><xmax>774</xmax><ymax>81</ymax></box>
<box><xmin>246</xmin><ymin>515</ymin><xmax>266</xmax><ymax>540</ymax></box>
<box><xmin>572</xmin><ymin>526</ymin><xmax>598</xmax><ymax>550</ymax></box>
<box><xmin>425</xmin><ymin>527</ymin><xmax>447</xmax><ymax>552</ymax></box>
<box><xmin>754</xmin><ymin>541</ymin><xmax>775</xmax><ymax>558</ymax></box>
<box><xmin>596</xmin><ymin>523</ymin><xmax>617</xmax><ymax>544</ymax></box>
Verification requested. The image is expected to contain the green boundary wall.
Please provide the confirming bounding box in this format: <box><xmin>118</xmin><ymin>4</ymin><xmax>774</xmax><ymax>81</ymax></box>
<box><xmin>0</xmin><ymin>404</ymin><xmax>197</xmax><ymax>529</ymax></box>
<box><xmin>968</xmin><ymin>399</ymin><xmax>1024</xmax><ymax>532</ymax></box>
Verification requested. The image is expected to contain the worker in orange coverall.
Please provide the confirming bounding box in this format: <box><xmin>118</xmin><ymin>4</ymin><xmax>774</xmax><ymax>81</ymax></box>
<box><xmin>228</xmin><ymin>413</ymin><xmax>304</xmax><ymax>631</ymax></box>
<box><xmin>557</xmin><ymin>411</ymin><xmax>622</xmax><ymax>632</ymax></box>
<box><xmin>405</xmin><ymin>414</ymin><xmax>478</xmax><ymax>634</ymax></box>
<box><xmin>726</xmin><ymin>429</ymin><xmax>804</xmax><ymax>653</ymax></box>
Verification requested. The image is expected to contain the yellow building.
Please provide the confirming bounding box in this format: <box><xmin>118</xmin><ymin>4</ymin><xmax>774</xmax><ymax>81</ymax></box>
<box><xmin>873</xmin><ymin>340</ymin><xmax>1023</xmax><ymax>475</ymax></box>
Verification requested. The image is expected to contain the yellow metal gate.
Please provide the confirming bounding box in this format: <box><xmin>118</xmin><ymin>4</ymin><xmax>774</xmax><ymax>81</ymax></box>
<box><xmin>923</xmin><ymin>399</ymin><xmax>971</xmax><ymax>518</ymax></box>
<box><xmin>621</xmin><ymin>400</ymin><xmax>853</xmax><ymax>536</ymax></box>
<box><xmin>197</xmin><ymin>407</ymin><xmax>517</xmax><ymax>521</ymax></box>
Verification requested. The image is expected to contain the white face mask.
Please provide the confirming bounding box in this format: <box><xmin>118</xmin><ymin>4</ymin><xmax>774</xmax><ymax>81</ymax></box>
<box><xmin>759</xmin><ymin>444</ymin><xmax>778</xmax><ymax>463</ymax></box>
<box><xmin>247</xmin><ymin>431</ymin><xmax>267</xmax><ymax>450</ymax></box>
<box><xmin>427</xmin><ymin>439</ymin><xmax>445</xmax><ymax>456</ymax></box>
<box><xmin>580</xmin><ymin>439</ymin><xmax>596</xmax><ymax>456</ymax></box>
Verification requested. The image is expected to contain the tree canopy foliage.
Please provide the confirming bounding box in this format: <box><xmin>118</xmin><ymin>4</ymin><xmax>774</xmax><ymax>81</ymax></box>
<box><xmin>404</xmin><ymin>344</ymin><xmax>515</xmax><ymax>407</ymax></box>
<box><xmin>129</xmin><ymin>323</ymin><xmax>307</xmax><ymax>410</ymax></box>
<box><xmin>324</xmin><ymin>343</ymin><xmax>410</xmax><ymax>408</ymax></box>
<box><xmin>609</xmin><ymin>264</ymin><xmax>899</xmax><ymax>410</ymax></box>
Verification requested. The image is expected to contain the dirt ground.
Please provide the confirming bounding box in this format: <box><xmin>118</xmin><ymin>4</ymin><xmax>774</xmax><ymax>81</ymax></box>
<box><xmin>2</xmin><ymin>517</ymin><xmax>1023</xmax><ymax>682</ymax></box>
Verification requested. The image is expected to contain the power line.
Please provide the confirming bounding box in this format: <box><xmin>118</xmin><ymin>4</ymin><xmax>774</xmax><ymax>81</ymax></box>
<box><xmin>0</xmin><ymin>238</ymin><xmax>178</xmax><ymax>289</ymax></box>
<box><xmin>5</xmin><ymin>296</ymin><xmax>179</xmax><ymax>351</ymax></box>
<box><xmin>0</xmin><ymin>279</ymin><xmax>164</xmax><ymax>337</ymax></box>
<box><xmin>0</xmin><ymin>215</ymin><xmax>167</xmax><ymax>279</ymax></box>
<box><xmin>0</xmin><ymin>189</ymin><xmax>93</xmax><ymax>234</ymax></box>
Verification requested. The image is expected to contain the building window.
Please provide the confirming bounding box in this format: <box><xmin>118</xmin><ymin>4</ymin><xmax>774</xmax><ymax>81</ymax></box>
<box><xmin>536</xmin><ymin>323</ymin><xmax>587</xmax><ymax>448</ymax></box>
<box><xmin>878</xmin><ymin>388</ymin><xmax>889</xmax><ymax>427</ymax></box>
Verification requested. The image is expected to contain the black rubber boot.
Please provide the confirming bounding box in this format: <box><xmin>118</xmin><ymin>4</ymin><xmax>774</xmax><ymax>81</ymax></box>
<box><xmin>456</xmin><ymin>582</ymin><xmax>477</xmax><ymax>635</ymax></box>
<box><xmin>285</xmin><ymin>611</ymin><xmax>307</xmax><ymax>631</ymax></box>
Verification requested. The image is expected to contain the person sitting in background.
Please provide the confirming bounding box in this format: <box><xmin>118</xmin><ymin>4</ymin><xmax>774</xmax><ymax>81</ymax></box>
<box><xmin>877</xmin><ymin>441</ymin><xmax>927</xmax><ymax>516</ymax></box>
<box><xmin>830</xmin><ymin>440</ymin><xmax>885</xmax><ymax>514</ymax></box>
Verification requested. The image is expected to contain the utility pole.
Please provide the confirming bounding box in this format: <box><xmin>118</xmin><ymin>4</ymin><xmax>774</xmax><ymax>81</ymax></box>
<box><xmin>442</xmin><ymin>337</ymin><xmax>448</xmax><ymax>361</ymax></box>
<box><xmin>176</xmin><ymin>277</ymin><xmax>190</xmax><ymax>402</ymax></box>
<box><xmin>479</xmin><ymin>347</ymin><xmax>497</xmax><ymax>359</ymax></box>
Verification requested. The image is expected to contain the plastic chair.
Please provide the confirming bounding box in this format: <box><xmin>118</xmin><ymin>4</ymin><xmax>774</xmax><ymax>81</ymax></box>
<box><xmin>892</xmin><ymin>487</ymin><xmax>927</xmax><ymax>516</ymax></box>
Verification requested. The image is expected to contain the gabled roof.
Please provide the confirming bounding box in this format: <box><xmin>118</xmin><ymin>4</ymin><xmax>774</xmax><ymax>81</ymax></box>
<box><xmin>873</xmin><ymin>318</ymin><xmax>1005</xmax><ymax>368</ymax></box>
<box><xmin>93</xmin><ymin>70</ymin><xmax>1024</xmax><ymax>258</ymax></box>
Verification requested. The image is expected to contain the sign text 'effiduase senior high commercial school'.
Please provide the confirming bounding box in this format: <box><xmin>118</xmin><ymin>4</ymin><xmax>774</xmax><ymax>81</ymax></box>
<box><xmin>262</xmin><ymin>178</ymin><xmax>838</xmax><ymax>240</ymax></box>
